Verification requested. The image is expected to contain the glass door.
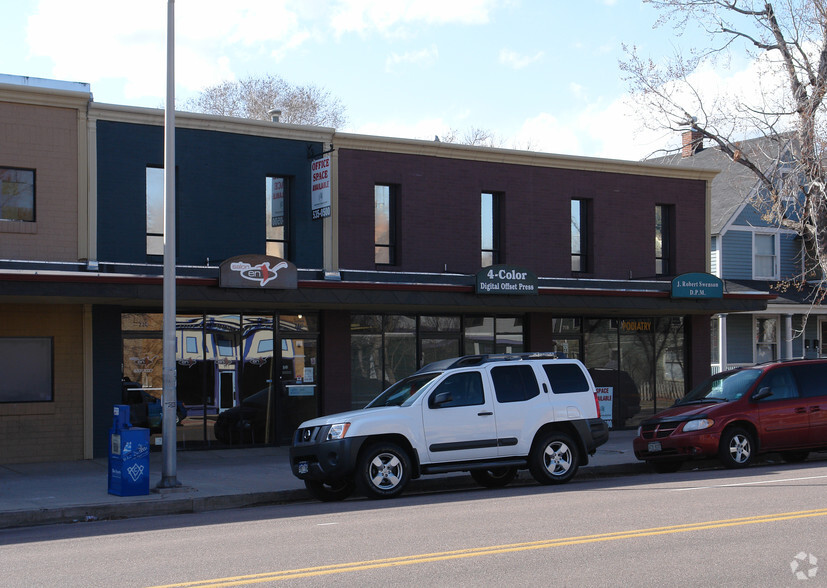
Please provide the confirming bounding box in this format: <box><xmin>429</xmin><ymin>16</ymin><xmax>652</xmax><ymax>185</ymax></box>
<box><xmin>277</xmin><ymin>337</ymin><xmax>318</xmax><ymax>444</ymax></box>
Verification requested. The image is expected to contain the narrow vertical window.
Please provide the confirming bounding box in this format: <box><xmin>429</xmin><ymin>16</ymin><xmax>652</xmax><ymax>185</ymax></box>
<box><xmin>754</xmin><ymin>233</ymin><xmax>777</xmax><ymax>279</ymax></box>
<box><xmin>266</xmin><ymin>176</ymin><xmax>289</xmax><ymax>259</ymax></box>
<box><xmin>0</xmin><ymin>167</ymin><xmax>35</xmax><ymax>222</ymax></box>
<box><xmin>481</xmin><ymin>192</ymin><xmax>501</xmax><ymax>267</ymax></box>
<box><xmin>571</xmin><ymin>199</ymin><xmax>587</xmax><ymax>272</ymax></box>
<box><xmin>655</xmin><ymin>204</ymin><xmax>672</xmax><ymax>276</ymax></box>
<box><xmin>146</xmin><ymin>166</ymin><xmax>164</xmax><ymax>255</ymax></box>
<box><xmin>375</xmin><ymin>184</ymin><xmax>396</xmax><ymax>264</ymax></box>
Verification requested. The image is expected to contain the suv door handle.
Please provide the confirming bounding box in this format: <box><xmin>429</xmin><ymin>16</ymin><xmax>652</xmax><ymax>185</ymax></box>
<box><xmin>478</xmin><ymin>411</ymin><xmax>493</xmax><ymax>416</ymax></box>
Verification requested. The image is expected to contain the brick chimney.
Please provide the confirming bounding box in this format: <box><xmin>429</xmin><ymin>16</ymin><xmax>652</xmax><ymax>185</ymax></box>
<box><xmin>682</xmin><ymin>130</ymin><xmax>703</xmax><ymax>157</ymax></box>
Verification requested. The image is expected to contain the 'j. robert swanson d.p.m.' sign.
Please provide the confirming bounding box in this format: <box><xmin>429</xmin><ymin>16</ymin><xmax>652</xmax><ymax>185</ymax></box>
<box><xmin>476</xmin><ymin>265</ymin><xmax>538</xmax><ymax>295</ymax></box>
<box><xmin>671</xmin><ymin>272</ymin><xmax>723</xmax><ymax>299</ymax></box>
<box><xmin>219</xmin><ymin>255</ymin><xmax>297</xmax><ymax>289</ymax></box>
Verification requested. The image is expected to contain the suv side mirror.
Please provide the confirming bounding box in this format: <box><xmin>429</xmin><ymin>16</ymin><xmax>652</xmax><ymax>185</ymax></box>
<box><xmin>431</xmin><ymin>391</ymin><xmax>453</xmax><ymax>407</ymax></box>
<box><xmin>752</xmin><ymin>386</ymin><xmax>772</xmax><ymax>401</ymax></box>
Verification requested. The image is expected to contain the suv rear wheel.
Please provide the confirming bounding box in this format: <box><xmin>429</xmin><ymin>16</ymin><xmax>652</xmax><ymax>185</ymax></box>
<box><xmin>356</xmin><ymin>442</ymin><xmax>412</xmax><ymax>499</ymax></box>
<box><xmin>529</xmin><ymin>431</ymin><xmax>580</xmax><ymax>484</ymax></box>
<box><xmin>470</xmin><ymin>466</ymin><xmax>518</xmax><ymax>488</ymax></box>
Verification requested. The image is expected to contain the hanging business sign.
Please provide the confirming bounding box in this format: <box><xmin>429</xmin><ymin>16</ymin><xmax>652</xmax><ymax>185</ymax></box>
<box><xmin>476</xmin><ymin>265</ymin><xmax>538</xmax><ymax>295</ymax></box>
<box><xmin>671</xmin><ymin>272</ymin><xmax>723</xmax><ymax>299</ymax></box>
<box><xmin>311</xmin><ymin>154</ymin><xmax>331</xmax><ymax>220</ymax></box>
<box><xmin>219</xmin><ymin>255</ymin><xmax>297</xmax><ymax>289</ymax></box>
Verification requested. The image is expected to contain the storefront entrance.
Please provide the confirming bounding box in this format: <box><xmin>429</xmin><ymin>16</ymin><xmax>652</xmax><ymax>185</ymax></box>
<box><xmin>121</xmin><ymin>312</ymin><xmax>319</xmax><ymax>448</ymax></box>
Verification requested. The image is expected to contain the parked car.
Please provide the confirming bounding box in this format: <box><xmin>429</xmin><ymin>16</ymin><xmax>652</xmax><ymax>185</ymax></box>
<box><xmin>214</xmin><ymin>387</ymin><xmax>272</xmax><ymax>445</ymax></box>
<box><xmin>290</xmin><ymin>353</ymin><xmax>609</xmax><ymax>501</ymax></box>
<box><xmin>634</xmin><ymin>359</ymin><xmax>827</xmax><ymax>473</ymax></box>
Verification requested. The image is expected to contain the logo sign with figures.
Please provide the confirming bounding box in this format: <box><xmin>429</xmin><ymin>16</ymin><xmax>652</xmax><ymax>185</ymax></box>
<box><xmin>219</xmin><ymin>255</ymin><xmax>297</xmax><ymax>289</ymax></box>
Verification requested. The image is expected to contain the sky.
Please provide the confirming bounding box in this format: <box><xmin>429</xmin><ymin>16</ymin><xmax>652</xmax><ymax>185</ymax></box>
<box><xmin>1</xmin><ymin>0</ymin><xmax>757</xmax><ymax>161</ymax></box>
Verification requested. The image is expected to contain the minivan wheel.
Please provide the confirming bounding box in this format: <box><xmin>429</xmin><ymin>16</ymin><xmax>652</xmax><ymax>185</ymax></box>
<box><xmin>304</xmin><ymin>478</ymin><xmax>355</xmax><ymax>502</ymax></box>
<box><xmin>780</xmin><ymin>450</ymin><xmax>809</xmax><ymax>463</ymax></box>
<box><xmin>470</xmin><ymin>466</ymin><xmax>518</xmax><ymax>488</ymax></box>
<box><xmin>718</xmin><ymin>427</ymin><xmax>755</xmax><ymax>468</ymax></box>
<box><xmin>529</xmin><ymin>432</ymin><xmax>580</xmax><ymax>485</ymax></box>
<box><xmin>356</xmin><ymin>442</ymin><xmax>411</xmax><ymax>499</ymax></box>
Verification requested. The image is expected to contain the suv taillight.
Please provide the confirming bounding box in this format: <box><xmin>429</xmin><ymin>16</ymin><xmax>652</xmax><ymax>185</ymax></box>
<box><xmin>594</xmin><ymin>393</ymin><xmax>601</xmax><ymax>418</ymax></box>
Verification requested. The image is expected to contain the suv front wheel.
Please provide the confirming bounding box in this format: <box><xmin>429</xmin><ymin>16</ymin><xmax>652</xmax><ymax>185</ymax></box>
<box><xmin>356</xmin><ymin>442</ymin><xmax>412</xmax><ymax>499</ymax></box>
<box><xmin>529</xmin><ymin>431</ymin><xmax>580</xmax><ymax>484</ymax></box>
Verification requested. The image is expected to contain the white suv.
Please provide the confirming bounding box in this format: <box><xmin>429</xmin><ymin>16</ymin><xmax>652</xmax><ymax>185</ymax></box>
<box><xmin>289</xmin><ymin>353</ymin><xmax>609</xmax><ymax>501</ymax></box>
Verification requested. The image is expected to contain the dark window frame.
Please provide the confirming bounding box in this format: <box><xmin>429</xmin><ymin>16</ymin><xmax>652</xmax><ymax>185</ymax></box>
<box><xmin>481</xmin><ymin>192</ymin><xmax>503</xmax><ymax>267</ymax></box>
<box><xmin>571</xmin><ymin>199</ymin><xmax>590</xmax><ymax>273</ymax></box>
<box><xmin>655</xmin><ymin>204</ymin><xmax>674</xmax><ymax>276</ymax></box>
<box><xmin>375</xmin><ymin>184</ymin><xmax>398</xmax><ymax>265</ymax></box>
<box><xmin>266</xmin><ymin>175</ymin><xmax>291</xmax><ymax>260</ymax></box>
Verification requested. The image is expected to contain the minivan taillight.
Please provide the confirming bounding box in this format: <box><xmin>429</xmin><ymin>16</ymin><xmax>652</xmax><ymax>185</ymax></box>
<box><xmin>594</xmin><ymin>393</ymin><xmax>601</xmax><ymax>418</ymax></box>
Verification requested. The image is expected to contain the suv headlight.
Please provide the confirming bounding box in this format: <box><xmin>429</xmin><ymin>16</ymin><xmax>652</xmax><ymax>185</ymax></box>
<box><xmin>326</xmin><ymin>423</ymin><xmax>351</xmax><ymax>440</ymax></box>
<box><xmin>682</xmin><ymin>419</ymin><xmax>713</xmax><ymax>432</ymax></box>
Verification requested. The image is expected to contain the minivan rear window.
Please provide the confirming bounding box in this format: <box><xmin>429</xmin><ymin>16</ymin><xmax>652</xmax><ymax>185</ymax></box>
<box><xmin>792</xmin><ymin>363</ymin><xmax>827</xmax><ymax>398</ymax></box>
<box><xmin>543</xmin><ymin>363</ymin><xmax>590</xmax><ymax>394</ymax></box>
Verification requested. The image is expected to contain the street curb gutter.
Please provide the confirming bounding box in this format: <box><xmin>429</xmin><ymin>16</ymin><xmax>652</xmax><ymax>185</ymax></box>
<box><xmin>0</xmin><ymin>463</ymin><xmax>652</xmax><ymax>531</ymax></box>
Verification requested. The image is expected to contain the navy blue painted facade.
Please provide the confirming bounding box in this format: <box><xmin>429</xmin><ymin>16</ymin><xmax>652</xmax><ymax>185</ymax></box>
<box><xmin>96</xmin><ymin>121</ymin><xmax>324</xmax><ymax>268</ymax></box>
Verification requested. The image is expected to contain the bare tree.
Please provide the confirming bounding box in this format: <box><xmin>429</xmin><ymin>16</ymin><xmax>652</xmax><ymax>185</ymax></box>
<box><xmin>621</xmin><ymin>0</ymin><xmax>827</xmax><ymax>301</ymax></box>
<box><xmin>438</xmin><ymin>126</ymin><xmax>505</xmax><ymax>147</ymax></box>
<box><xmin>181</xmin><ymin>74</ymin><xmax>347</xmax><ymax>128</ymax></box>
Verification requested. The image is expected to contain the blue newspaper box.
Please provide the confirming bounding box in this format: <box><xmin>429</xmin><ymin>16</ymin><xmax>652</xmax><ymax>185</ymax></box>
<box><xmin>108</xmin><ymin>404</ymin><xmax>150</xmax><ymax>496</ymax></box>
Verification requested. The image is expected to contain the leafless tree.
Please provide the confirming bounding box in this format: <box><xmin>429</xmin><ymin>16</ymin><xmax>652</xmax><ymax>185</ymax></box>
<box><xmin>438</xmin><ymin>126</ymin><xmax>506</xmax><ymax>147</ymax></box>
<box><xmin>621</xmin><ymin>0</ymin><xmax>827</xmax><ymax>301</ymax></box>
<box><xmin>181</xmin><ymin>74</ymin><xmax>347</xmax><ymax>128</ymax></box>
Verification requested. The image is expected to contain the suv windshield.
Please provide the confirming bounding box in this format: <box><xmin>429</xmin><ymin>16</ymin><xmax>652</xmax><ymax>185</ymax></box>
<box><xmin>364</xmin><ymin>372</ymin><xmax>441</xmax><ymax>408</ymax></box>
<box><xmin>677</xmin><ymin>368</ymin><xmax>762</xmax><ymax>405</ymax></box>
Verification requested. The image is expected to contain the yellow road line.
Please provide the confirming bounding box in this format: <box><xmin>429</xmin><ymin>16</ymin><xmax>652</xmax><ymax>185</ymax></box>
<box><xmin>149</xmin><ymin>507</ymin><xmax>827</xmax><ymax>587</ymax></box>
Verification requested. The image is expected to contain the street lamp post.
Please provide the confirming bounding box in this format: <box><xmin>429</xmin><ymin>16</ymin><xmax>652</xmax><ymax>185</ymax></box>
<box><xmin>158</xmin><ymin>0</ymin><xmax>180</xmax><ymax>489</ymax></box>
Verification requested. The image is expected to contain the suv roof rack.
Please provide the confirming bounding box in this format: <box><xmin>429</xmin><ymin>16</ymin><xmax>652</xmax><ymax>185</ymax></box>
<box><xmin>417</xmin><ymin>352</ymin><xmax>563</xmax><ymax>373</ymax></box>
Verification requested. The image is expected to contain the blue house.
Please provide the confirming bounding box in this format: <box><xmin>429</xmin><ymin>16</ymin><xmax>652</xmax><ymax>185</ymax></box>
<box><xmin>653</xmin><ymin>132</ymin><xmax>826</xmax><ymax>370</ymax></box>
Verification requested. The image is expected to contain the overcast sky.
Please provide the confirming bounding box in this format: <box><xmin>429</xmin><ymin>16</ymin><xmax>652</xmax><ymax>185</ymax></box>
<box><xmin>2</xmin><ymin>0</ymin><xmax>761</xmax><ymax>160</ymax></box>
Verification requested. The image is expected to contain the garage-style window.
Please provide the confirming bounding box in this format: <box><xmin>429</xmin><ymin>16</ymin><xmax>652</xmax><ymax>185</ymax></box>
<box><xmin>491</xmin><ymin>365</ymin><xmax>539</xmax><ymax>403</ymax></box>
<box><xmin>1</xmin><ymin>167</ymin><xmax>35</xmax><ymax>222</ymax></box>
<box><xmin>0</xmin><ymin>337</ymin><xmax>53</xmax><ymax>402</ymax></box>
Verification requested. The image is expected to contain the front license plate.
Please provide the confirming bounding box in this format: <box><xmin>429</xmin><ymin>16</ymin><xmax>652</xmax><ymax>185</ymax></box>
<box><xmin>648</xmin><ymin>441</ymin><xmax>662</xmax><ymax>452</ymax></box>
<box><xmin>297</xmin><ymin>461</ymin><xmax>309</xmax><ymax>475</ymax></box>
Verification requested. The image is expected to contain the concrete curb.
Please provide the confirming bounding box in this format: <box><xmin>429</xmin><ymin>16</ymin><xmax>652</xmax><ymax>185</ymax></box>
<box><xmin>0</xmin><ymin>463</ymin><xmax>653</xmax><ymax>530</ymax></box>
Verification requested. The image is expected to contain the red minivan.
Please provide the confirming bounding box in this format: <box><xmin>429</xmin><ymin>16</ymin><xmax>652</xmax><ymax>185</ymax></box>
<box><xmin>634</xmin><ymin>359</ymin><xmax>827</xmax><ymax>473</ymax></box>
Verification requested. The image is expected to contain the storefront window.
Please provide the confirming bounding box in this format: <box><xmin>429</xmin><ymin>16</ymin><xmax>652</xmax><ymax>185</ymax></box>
<box><xmin>123</xmin><ymin>312</ymin><xmax>317</xmax><ymax>448</ymax></box>
<box><xmin>464</xmin><ymin>317</ymin><xmax>495</xmax><ymax>354</ymax></box>
<box><xmin>420</xmin><ymin>316</ymin><xmax>461</xmax><ymax>367</ymax></box>
<box><xmin>351</xmin><ymin>315</ymin><xmax>384</xmax><ymax>408</ymax></box>
<box><xmin>384</xmin><ymin>315</ymin><xmax>416</xmax><ymax>389</ymax></box>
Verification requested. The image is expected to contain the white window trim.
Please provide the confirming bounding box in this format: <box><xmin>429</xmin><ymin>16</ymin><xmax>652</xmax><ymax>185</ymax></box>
<box><xmin>752</xmin><ymin>231</ymin><xmax>779</xmax><ymax>280</ymax></box>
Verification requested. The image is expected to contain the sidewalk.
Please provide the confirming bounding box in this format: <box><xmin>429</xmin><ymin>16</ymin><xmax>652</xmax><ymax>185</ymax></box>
<box><xmin>0</xmin><ymin>430</ymin><xmax>645</xmax><ymax>530</ymax></box>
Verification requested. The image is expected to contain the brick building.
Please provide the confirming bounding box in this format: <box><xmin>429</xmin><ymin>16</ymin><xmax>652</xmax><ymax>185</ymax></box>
<box><xmin>0</xmin><ymin>76</ymin><xmax>771</xmax><ymax>463</ymax></box>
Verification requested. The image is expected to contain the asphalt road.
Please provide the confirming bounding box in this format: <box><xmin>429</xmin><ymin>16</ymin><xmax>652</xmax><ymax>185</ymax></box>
<box><xmin>2</xmin><ymin>461</ymin><xmax>826</xmax><ymax>587</ymax></box>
